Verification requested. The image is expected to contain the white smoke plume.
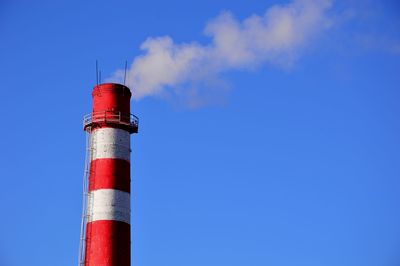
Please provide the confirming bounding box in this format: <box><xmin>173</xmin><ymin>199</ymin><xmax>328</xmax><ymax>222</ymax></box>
<box><xmin>110</xmin><ymin>0</ymin><xmax>333</xmax><ymax>102</ymax></box>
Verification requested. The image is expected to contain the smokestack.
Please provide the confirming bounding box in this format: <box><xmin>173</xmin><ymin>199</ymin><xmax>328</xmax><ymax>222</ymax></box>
<box><xmin>79</xmin><ymin>83</ymin><xmax>138</xmax><ymax>266</ymax></box>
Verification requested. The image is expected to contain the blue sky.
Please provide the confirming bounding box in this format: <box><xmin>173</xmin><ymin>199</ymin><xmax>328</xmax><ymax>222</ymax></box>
<box><xmin>0</xmin><ymin>0</ymin><xmax>399</xmax><ymax>265</ymax></box>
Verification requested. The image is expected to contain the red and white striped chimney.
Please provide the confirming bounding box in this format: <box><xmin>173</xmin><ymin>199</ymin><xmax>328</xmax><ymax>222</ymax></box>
<box><xmin>82</xmin><ymin>83</ymin><xmax>138</xmax><ymax>266</ymax></box>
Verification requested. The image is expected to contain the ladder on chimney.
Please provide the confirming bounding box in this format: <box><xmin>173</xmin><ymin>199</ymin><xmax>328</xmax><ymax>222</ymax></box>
<box><xmin>78</xmin><ymin>128</ymin><xmax>92</xmax><ymax>266</ymax></box>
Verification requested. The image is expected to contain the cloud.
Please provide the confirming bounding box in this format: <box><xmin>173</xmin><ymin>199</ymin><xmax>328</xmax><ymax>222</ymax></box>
<box><xmin>109</xmin><ymin>0</ymin><xmax>333</xmax><ymax>102</ymax></box>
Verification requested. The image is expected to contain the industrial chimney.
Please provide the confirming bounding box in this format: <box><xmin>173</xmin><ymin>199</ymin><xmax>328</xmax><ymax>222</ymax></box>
<box><xmin>79</xmin><ymin>83</ymin><xmax>138</xmax><ymax>266</ymax></box>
